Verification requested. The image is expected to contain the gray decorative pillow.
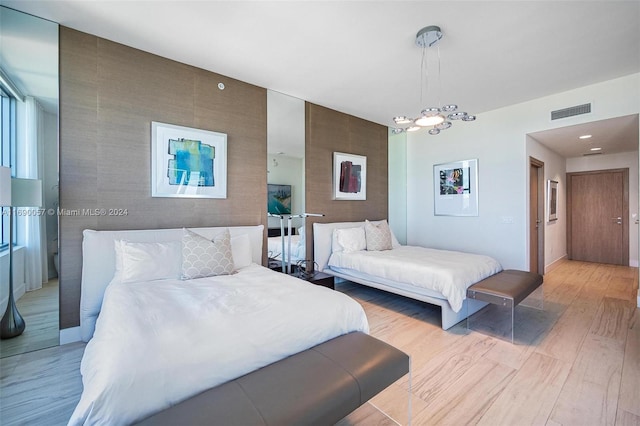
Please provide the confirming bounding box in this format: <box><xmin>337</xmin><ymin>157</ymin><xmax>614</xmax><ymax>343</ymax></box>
<box><xmin>181</xmin><ymin>228</ymin><xmax>235</xmax><ymax>280</ymax></box>
<box><xmin>365</xmin><ymin>220</ymin><xmax>393</xmax><ymax>251</ymax></box>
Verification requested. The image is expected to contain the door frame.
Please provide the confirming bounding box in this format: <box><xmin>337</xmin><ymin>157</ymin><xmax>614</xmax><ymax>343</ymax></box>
<box><xmin>529</xmin><ymin>157</ymin><xmax>545</xmax><ymax>274</ymax></box>
<box><xmin>566</xmin><ymin>168</ymin><xmax>629</xmax><ymax>265</ymax></box>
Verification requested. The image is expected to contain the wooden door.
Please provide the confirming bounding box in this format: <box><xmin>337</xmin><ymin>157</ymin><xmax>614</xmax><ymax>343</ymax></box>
<box><xmin>529</xmin><ymin>158</ymin><xmax>544</xmax><ymax>274</ymax></box>
<box><xmin>567</xmin><ymin>169</ymin><xmax>629</xmax><ymax>265</ymax></box>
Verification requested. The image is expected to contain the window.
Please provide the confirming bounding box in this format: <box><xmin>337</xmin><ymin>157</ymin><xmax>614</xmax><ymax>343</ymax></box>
<box><xmin>1</xmin><ymin>88</ymin><xmax>16</xmax><ymax>250</ymax></box>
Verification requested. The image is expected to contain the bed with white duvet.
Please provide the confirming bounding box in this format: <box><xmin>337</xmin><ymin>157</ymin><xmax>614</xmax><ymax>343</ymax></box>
<box><xmin>314</xmin><ymin>220</ymin><xmax>502</xmax><ymax>330</ymax></box>
<box><xmin>70</xmin><ymin>225</ymin><xmax>368</xmax><ymax>425</ymax></box>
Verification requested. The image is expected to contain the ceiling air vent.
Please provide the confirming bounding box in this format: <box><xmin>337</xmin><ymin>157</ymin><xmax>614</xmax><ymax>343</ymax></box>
<box><xmin>551</xmin><ymin>103</ymin><xmax>591</xmax><ymax>120</ymax></box>
<box><xmin>583</xmin><ymin>151</ymin><xmax>602</xmax><ymax>156</ymax></box>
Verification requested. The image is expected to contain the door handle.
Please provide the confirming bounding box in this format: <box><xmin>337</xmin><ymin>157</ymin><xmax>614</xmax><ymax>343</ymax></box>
<box><xmin>612</xmin><ymin>217</ymin><xmax>622</xmax><ymax>224</ymax></box>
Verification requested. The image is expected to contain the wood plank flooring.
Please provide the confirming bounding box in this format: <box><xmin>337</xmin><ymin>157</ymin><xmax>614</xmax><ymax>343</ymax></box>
<box><xmin>0</xmin><ymin>279</ymin><xmax>59</xmax><ymax>359</ymax></box>
<box><xmin>0</xmin><ymin>260</ymin><xmax>637</xmax><ymax>425</ymax></box>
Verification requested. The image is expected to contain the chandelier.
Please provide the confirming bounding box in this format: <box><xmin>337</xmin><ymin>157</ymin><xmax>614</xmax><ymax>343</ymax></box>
<box><xmin>392</xmin><ymin>25</ymin><xmax>476</xmax><ymax>135</ymax></box>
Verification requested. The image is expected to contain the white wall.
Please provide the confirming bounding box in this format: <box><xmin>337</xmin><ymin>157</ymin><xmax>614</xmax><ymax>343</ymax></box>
<box><xmin>527</xmin><ymin>136</ymin><xmax>567</xmax><ymax>270</ymax></box>
<box><xmin>402</xmin><ymin>73</ymin><xmax>639</xmax><ymax>270</ymax></box>
<box><xmin>566</xmin><ymin>151</ymin><xmax>639</xmax><ymax>267</ymax></box>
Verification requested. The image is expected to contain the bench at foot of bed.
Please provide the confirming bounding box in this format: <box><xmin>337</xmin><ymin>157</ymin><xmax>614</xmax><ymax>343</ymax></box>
<box><xmin>467</xmin><ymin>269</ymin><xmax>544</xmax><ymax>343</ymax></box>
<box><xmin>136</xmin><ymin>332</ymin><xmax>410</xmax><ymax>425</ymax></box>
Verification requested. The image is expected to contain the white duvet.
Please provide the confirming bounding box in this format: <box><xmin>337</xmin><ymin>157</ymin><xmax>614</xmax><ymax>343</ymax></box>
<box><xmin>329</xmin><ymin>246</ymin><xmax>502</xmax><ymax>312</ymax></box>
<box><xmin>69</xmin><ymin>264</ymin><xmax>368</xmax><ymax>425</ymax></box>
<box><xmin>268</xmin><ymin>235</ymin><xmax>305</xmax><ymax>262</ymax></box>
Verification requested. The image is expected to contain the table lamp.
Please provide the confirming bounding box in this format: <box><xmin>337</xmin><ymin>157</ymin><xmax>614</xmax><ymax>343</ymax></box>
<box><xmin>0</xmin><ymin>167</ymin><xmax>43</xmax><ymax>339</ymax></box>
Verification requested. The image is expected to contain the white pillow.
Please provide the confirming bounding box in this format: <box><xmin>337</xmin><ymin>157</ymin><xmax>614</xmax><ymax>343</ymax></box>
<box><xmin>365</xmin><ymin>219</ymin><xmax>393</xmax><ymax>251</ymax></box>
<box><xmin>231</xmin><ymin>233</ymin><xmax>252</xmax><ymax>269</ymax></box>
<box><xmin>114</xmin><ymin>240</ymin><xmax>182</xmax><ymax>283</ymax></box>
<box><xmin>182</xmin><ymin>228</ymin><xmax>235</xmax><ymax>279</ymax></box>
<box><xmin>331</xmin><ymin>227</ymin><xmax>367</xmax><ymax>253</ymax></box>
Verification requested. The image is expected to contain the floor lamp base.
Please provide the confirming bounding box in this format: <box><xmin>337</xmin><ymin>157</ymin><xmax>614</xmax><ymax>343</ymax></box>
<box><xmin>0</xmin><ymin>297</ymin><xmax>25</xmax><ymax>339</ymax></box>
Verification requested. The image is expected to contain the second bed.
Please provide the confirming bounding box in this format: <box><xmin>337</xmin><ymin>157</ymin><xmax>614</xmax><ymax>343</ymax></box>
<box><xmin>314</xmin><ymin>221</ymin><xmax>502</xmax><ymax>330</ymax></box>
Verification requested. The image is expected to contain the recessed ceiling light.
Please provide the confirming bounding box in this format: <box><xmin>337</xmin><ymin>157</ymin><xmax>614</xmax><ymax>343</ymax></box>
<box><xmin>579</xmin><ymin>134</ymin><xmax>592</xmax><ymax>139</ymax></box>
<box><xmin>590</xmin><ymin>147</ymin><xmax>602</xmax><ymax>151</ymax></box>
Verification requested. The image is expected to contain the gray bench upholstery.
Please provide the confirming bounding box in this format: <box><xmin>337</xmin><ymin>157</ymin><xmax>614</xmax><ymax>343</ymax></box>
<box><xmin>136</xmin><ymin>332</ymin><xmax>410</xmax><ymax>425</ymax></box>
<box><xmin>467</xmin><ymin>269</ymin><xmax>543</xmax><ymax>308</ymax></box>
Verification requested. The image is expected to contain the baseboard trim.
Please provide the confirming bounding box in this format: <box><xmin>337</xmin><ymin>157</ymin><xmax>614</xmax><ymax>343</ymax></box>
<box><xmin>545</xmin><ymin>255</ymin><xmax>568</xmax><ymax>274</ymax></box>
<box><xmin>60</xmin><ymin>326</ymin><xmax>81</xmax><ymax>345</ymax></box>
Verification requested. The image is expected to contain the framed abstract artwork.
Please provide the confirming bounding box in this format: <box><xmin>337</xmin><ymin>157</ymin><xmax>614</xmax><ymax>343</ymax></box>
<box><xmin>433</xmin><ymin>158</ymin><xmax>478</xmax><ymax>216</ymax></box>
<box><xmin>547</xmin><ymin>180</ymin><xmax>558</xmax><ymax>222</ymax></box>
<box><xmin>333</xmin><ymin>152</ymin><xmax>366</xmax><ymax>200</ymax></box>
<box><xmin>151</xmin><ymin>122</ymin><xmax>227</xmax><ymax>198</ymax></box>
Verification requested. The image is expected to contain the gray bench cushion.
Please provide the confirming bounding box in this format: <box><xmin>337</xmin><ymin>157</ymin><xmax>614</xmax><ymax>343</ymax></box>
<box><xmin>136</xmin><ymin>332</ymin><xmax>409</xmax><ymax>425</ymax></box>
<box><xmin>467</xmin><ymin>269</ymin><xmax>543</xmax><ymax>307</ymax></box>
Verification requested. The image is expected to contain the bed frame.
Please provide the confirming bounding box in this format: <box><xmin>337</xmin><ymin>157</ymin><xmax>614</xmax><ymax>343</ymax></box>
<box><xmin>80</xmin><ymin>225</ymin><xmax>264</xmax><ymax>342</ymax></box>
<box><xmin>313</xmin><ymin>221</ymin><xmax>488</xmax><ymax>330</ymax></box>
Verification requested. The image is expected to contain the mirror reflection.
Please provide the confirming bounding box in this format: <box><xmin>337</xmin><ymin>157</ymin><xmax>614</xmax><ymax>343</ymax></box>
<box><xmin>0</xmin><ymin>6</ymin><xmax>59</xmax><ymax>357</ymax></box>
<box><xmin>266</xmin><ymin>90</ymin><xmax>305</xmax><ymax>271</ymax></box>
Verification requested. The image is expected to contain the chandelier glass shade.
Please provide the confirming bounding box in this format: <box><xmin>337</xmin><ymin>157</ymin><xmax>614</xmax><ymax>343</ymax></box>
<box><xmin>392</xmin><ymin>26</ymin><xmax>476</xmax><ymax>135</ymax></box>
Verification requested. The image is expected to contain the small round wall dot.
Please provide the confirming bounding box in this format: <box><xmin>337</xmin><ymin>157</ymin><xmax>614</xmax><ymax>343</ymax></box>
<box><xmin>218</xmin><ymin>83</ymin><xmax>225</xmax><ymax>90</ymax></box>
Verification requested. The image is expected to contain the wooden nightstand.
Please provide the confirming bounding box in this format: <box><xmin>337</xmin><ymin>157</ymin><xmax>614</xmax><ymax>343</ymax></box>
<box><xmin>300</xmin><ymin>271</ymin><xmax>334</xmax><ymax>290</ymax></box>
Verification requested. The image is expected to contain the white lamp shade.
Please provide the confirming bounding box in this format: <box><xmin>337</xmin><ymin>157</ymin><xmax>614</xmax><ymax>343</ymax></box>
<box><xmin>11</xmin><ymin>178</ymin><xmax>43</xmax><ymax>207</ymax></box>
<box><xmin>0</xmin><ymin>166</ymin><xmax>10</xmax><ymax>206</ymax></box>
<box><xmin>414</xmin><ymin>114</ymin><xmax>445</xmax><ymax>127</ymax></box>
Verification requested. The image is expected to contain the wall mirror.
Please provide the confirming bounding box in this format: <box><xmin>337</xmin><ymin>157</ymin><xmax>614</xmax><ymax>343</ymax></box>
<box><xmin>0</xmin><ymin>6</ymin><xmax>59</xmax><ymax>358</ymax></box>
<box><xmin>266</xmin><ymin>90</ymin><xmax>305</xmax><ymax>270</ymax></box>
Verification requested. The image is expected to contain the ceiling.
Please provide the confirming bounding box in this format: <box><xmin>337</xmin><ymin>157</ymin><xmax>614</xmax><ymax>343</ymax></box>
<box><xmin>0</xmin><ymin>5</ymin><xmax>58</xmax><ymax>113</ymax></box>
<box><xmin>529</xmin><ymin>114</ymin><xmax>639</xmax><ymax>158</ymax></box>
<box><xmin>2</xmin><ymin>1</ymin><xmax>639</xmax><ymax>158</ymax></box>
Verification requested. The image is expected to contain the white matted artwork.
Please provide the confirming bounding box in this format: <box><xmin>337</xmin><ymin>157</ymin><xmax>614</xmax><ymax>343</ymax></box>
<box><xmin>434</xmin><ymin>158</ymin><xmax>478</xmax><ymax>216</ymax></box>
<box><xmin>333</xmin><ymin>152</ymin><xmax>366</xmax><ymax>200</ymax></box>
<box><xmin>151</xmin><ymin>121</ymin><xmax>227</xmax><ymax>198</ymax></box>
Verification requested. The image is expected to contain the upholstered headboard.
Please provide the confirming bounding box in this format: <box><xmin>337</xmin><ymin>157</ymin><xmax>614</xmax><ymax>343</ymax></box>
<box><xmin>80</xmin><ymin>225</ymin><xmax>264</xmax><ymax>342</ymax></box>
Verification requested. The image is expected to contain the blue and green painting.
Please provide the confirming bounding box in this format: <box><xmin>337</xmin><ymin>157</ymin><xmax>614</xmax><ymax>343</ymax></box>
<box><xmin>267</xmin><ymin>184</ymin><xmax>292</xmax><ymax>214</ymax></box>
<box><xmin>167</xmin><ymin>139</ymin><xmax>215</xmax><ymax>186</ymax></box>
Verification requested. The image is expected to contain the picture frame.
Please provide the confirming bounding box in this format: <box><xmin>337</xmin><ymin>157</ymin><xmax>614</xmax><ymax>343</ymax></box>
<box><xmin>547</xmin><ymin>180</ymin><xmax>558</xmax><ymax>222</ymax></box>
<box><xmin>433</xmin><ymin>158</ymin><xmax>479</xmax><ymax>216</ymax></box>
<box><xmin>333</xmin><ymin>152</ymin><xmax>367</xmax><ymax>200</ymax></box>
<box><xmin>151</xmin><ymin>121</ymin><xmax>227</xmax><ymax>198</ymax></box>
<box><xmin>267</xmin><ymin>184</ymin><xmax>292</xmax><ymax>214</ymax></box>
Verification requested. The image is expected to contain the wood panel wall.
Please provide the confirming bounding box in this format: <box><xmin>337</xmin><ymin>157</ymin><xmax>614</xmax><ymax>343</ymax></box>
<box><xmin>59</xmin><ymin>28</ymin><xmax>267</xmax><ymax>328</ymax></box>
<box><xmin>305</xmin><ymin>103</ymin><xmax>389</xmax><ymax>262</ymax></box>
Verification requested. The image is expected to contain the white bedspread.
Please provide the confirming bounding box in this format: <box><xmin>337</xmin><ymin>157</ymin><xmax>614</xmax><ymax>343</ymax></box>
<box><xmin>69</xmin><ymin>264</ymin><xmax>368</xmax><ymax>425</ymax></box>
<box><xmin>329</xmin><ymin>246</ymin><xmax>502</xmax><ymax>312</ymax></box>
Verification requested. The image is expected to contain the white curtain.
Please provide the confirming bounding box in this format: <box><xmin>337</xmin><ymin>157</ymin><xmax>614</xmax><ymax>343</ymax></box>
<box><xmin>17</xmin><ymin>96</ymin><xmax>48</xmax><ymax>292</ymax></box>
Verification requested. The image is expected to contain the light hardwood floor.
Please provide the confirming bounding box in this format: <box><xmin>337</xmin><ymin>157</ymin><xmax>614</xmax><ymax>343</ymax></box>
<box><xmin>0</xmin><ymin>260</ymin><xmax>638</xmax><ymax>425</ymax></box>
